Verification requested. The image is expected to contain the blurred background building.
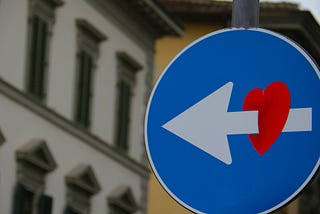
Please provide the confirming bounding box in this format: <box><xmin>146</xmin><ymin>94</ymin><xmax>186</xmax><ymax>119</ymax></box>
<box><xmin>0</xmin><ymin>0</ymin><xmax>182</xmax><ymax>213</ymax></box>
<box><xmin>0</xmin><ymin>0</ymin><xmax>319</xmax><ymax>214</ymax></box>
<box><xmin>149</xmin><ymin>0</ymin><xmax>320</xmax><ymax>214</ymax></box>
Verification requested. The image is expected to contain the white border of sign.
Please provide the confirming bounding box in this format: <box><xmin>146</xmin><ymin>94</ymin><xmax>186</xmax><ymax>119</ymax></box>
<box><xmin>144</xmin><ymin>28</ymin><xmax>320</xmax><ymax>214</ymax></box>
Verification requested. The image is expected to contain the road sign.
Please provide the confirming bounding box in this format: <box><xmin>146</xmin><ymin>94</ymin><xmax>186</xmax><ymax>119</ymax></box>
<box><xmin>145</xmin><ymin>28</ymin><xmax>320</xmax><ymax>213</ymax></box>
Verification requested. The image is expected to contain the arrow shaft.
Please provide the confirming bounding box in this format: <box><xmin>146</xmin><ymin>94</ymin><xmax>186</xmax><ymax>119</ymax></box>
<box><xmin>227</xmin><ymin>108</ymin><xmax>312</xmax><ymax>135</ymax></box>
<box><xmin>283</xmin><ymin>108</ymin><xmax>312</xmax><ymax>132</ymax></box>
<box><xmin>227</xmin><ymin>111</ymin><xmax>258</xmax><ymax>135</ymax></box>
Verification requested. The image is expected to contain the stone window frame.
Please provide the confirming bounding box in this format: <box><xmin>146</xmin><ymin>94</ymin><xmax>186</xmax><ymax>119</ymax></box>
<box><xmin>65</xmin><ymin>163</ymin><xmax>101</xmax><ymax>214</ymax></box>
<box><xmin>114</xmin><ymin>52</ymin><xmax>142</xmax><ymax>153</ymax></box>
<box><xmin>14</xmin><ymin>139</ymin><xmax>57</xmax><ymax>213</ymax></box>
<box><xmin>25</xmin><ymin>0</ymin><xmax>64</xmax><ymax>102</ymax></box>
<box><xmin>0</xmin><ymin>127</ymin><xmax>5</xmax><ymax>146</ymax></box>
<box><xmin>107</xmin><ymin>185</ymin><xmax>138</xmax><ymax>214</ymax></box>
<box><xmin>73</xmin><ymin>19</ymin><xmax>107</xmax><ymax>129</ymax></box>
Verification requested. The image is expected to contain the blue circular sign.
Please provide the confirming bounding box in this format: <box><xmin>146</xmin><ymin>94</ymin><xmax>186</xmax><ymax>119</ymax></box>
<box><xmin>145</xmin><ymin>29</ymin><xmax>320</xmax><ymax>213</ymax></box>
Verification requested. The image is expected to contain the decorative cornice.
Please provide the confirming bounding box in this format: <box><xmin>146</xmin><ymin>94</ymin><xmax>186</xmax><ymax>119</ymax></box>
<box><xmin>87</xmin><ymin>0</ymin><xmax>183</xmax><ymax>43</ymax></box>
<box><xmin>260</xmin><ymin>11</ymin><xmax>320</xmax><ymax>65</ymax></box>
<box><xmin>0</xmin><ymin>78</ymin><xmax>150</xmax><ymax>178</ymax></box>
<box><xmin>76</xmin><ymin>19</ymin><xmax>107</xmax><ymax>43</ymax></box>
<box><xmin>117</xmin><ymin>51</ymin><xmax>143</xmax><ymax>72</ymax></box>
<box><xmin>159</xmin><ymin>0</ymin><xmax>298</xmax><ymax>15</ymax></box>
<box><xmin>158</xmin><ymin>1</ymin><xmax>320</xmax><ymax>65</ymax></box>
<box><xmin>128</xmin><ymin>0</ymin><xmax>184</xmax><ymax>37</ymax></box>
<box><xmin>158</xmin><ymin>0</ymin><xmax>299</xmax><ymax>24</ymax></box>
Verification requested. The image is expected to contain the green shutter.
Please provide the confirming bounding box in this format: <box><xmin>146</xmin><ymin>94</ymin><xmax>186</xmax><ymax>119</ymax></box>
<box><xmin>27</xmin><ymin>15</ymin><xmax>48</xmax><ymax>100</ymax></box>
<box><xmin>84</xmin><ymin>54</ymin><xmax>93</xmax><ymax>127</ymax></box>
<box><xmin>76</xmin><ymin>51</ymin><xmax>84</xmax><ymax>124</ymax></box>
<box><xmin>36</xmin><ymin>19</ymin><xmax>48</xmax><ymax>99</ymax></box>
<box><xmin>38</xmin><ymin>194</ymin><xmax>53</xmax><ymax>214</ymax></box>
<box><xmin>12</xmin><ymin>184</ymin><xmax>25</xmax><ymax>214</ymax></box>
<box><xmin>116</xmin><ymin>81</ymin><xmax>131</xmax><ymax>151</ymax></box>
<box><xmin>76</xmin><ymin>51</ymin><xmax>85</xmax><ymax>123</ymax></box>
<box><xmin>28</xmin><ymin>16</ymin><xmax>40</xmax><ymax>95</ymax></box>
<box><xmin>64</xmin><ymin>206</ymin><xmax>78</xmax><ymax>214</ymax></box>
<box><xmin>76</xmin><ymin>51</ymin><xmax>93</xmax><ymax>128</ymax></box>
<box><xmin>12</xmin><ymin>183</ymin><xmax>34</xmax><ymax>214</ymax></box>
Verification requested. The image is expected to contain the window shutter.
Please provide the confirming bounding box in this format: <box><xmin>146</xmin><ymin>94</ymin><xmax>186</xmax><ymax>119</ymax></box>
<box><xmin>64</xmin><ymin>206</ymin><xmax>77</xmax><ymax>214</ymax></box>
<box><xmin>76</xmin><ymin>51</ymin><xmax>93</xmax><ymax>128</ymax></box>
<box><xmin>37</xmin><ymin>19</ymin><xmax>48</xmax><ymax>99</ymax></box>
<box><xmin>28</xmin><ymin>15</ymin><xmax>40</xmax><ymax>95</ymax></box>
<box><xmin>38</xmin><ymin>194</ymin><xmax>53</xmax><ymax>214</ymax></box>
<box><xmin>12</xmin><ymin>184</ymin><xmax>27</xmax><ymax>214</ymax></box>
<box><xmin>115</xmin><ymin>81</ymin><xmax>132</xmax><ymax>151</ymax></box>
<box><xmin>27</xmin><ymin>15</ymin><xmax>48</xmax><ymax>100</ymax></box>
<box><xmin>83</xmin><ymin>53</ymin><xmax>92</xmax><ymax>127</ymax></box>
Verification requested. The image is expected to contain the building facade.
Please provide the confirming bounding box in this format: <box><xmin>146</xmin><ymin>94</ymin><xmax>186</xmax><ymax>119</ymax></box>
<box><xmin>0</xmin><ymin>0</ymin><xmax>182</xmax><ymax>213</ymax></box>
<box><xmin>149</xmin><ymin>1</ymin><xmax>320</xmax><ymax>214</ymax></box>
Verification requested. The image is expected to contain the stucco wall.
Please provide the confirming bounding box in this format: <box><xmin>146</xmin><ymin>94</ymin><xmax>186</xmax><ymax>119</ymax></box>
<box><xmin>0</xmin><ymin>93</ymin><xmax>144</xmax><ymax>213</ymax></box>
<box><xmin>0</xmin><ymin>0</ymin><xmax>151</xmax><ymax>163</ymax></box>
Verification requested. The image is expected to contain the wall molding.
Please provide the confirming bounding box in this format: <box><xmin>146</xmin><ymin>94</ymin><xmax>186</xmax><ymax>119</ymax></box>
<box><xmin>0</xmin><ymin>78</ymin><xmax>149</xmax><ymax>178</ymax></box>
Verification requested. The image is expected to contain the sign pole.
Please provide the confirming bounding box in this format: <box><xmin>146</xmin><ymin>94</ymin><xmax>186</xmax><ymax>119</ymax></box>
<box><xmin>232</xmin><ymin>0</ymin><xmax>260</xmax><ymax>28</ymax></box>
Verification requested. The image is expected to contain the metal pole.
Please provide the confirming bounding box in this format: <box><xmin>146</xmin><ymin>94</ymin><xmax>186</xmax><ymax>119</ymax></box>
<box><xmin>232</xmin><ymin>0</ymin><xmax>260</xmax><ymax>28</ymax></box>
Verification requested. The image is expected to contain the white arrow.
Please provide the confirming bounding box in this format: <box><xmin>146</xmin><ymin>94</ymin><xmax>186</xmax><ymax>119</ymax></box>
<box><xmin>162</xmin><ymin>82</ymin><xmax>312</xmax><ymax>165</ymax></box>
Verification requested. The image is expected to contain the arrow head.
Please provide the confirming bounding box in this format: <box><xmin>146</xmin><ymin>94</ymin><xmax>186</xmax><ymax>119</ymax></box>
<box><xmin>162</xmin><ymin>82</ymin><xmax>234</xmax><ymax>165</ymax></box>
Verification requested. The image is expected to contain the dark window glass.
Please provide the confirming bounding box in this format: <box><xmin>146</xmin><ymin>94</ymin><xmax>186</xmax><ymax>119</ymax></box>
<box><xmin>75</xmin><ymin>50</ymin><xmax>93</xmax><ymax>127</ymax></box>
<box><xmin>38</xmin><ymin>194</ymin><xmax>53</xmax><ymax>214</ymax></box>
<box><xmin>27</xmin><ymin>15</ymin><xmax>48</xmax><ymax>100</ymax></box>
<box><xmin>109</xmin><ymin>205</ymin><xmax>131</xmax><ymax>214</ymax></box>
<box><xmin>12</xmin><ymin>184</ymin><xmax>35</xmax><ymax>214</ymax></box>
<box><xmin>115</xmin><ymin>81</ymin><xmax>131</xmax><ymax>151</ymax></box>
<box><xmin>64</xmin><ymin>206</ymin><xmax>81</xmax><ymax>214</ymax></box>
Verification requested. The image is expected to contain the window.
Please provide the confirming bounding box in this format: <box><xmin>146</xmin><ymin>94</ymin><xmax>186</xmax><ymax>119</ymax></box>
<box><xmin>25</xmin><ymin>0</ymin><xmax>63</xmax><ymax>101</ymax></box>
<box><xmin>114</xmin><ymin>53</ymin><xmax>142</xmax><ymax>152</ymax></box>
<box><xmin>64</xmin><ymin>206</ymin><xmax>81</xmax><ymax>214</ymax></box>
<box><xmin>12</xmin><ymin>184</ymin><xmax>34</xmax><ymax>214</ymax></box>
<box><xmin>13</xmin><ymin>185</ymin><xmax>54</xmax><ymax>214</ymax></box>
<box><xmin>0</xmin><ymin>127</ymin><xmax>5</xmax><ymax>146</ymax></box>
<box><xmin>65</xmin><ymin>164</ymin><xmax>101</xmax><ymax>214</ymax></box>
<box><xmin>75</xmin><ymin>50</ymin><xmax>94</xmax><ymax>127</ymax></box>
<box><xmin>107</xmin><ymin>186</ymin><xmax>138</xmax><ymax>214</ymax></box>
<box><xmin>74</xmin><ymin>19</ymin><xmax>106</xmax><ymax>128</ymax></box>
<box><xmin>13</xmin><ymin>139</ymin><xmax>57</xmax><ymax>214</ymax></box>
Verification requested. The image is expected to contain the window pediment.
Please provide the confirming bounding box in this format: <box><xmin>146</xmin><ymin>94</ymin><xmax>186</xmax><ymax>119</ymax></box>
<box><xmin>66</xmin><ymin>164</ymin><xmax>101</xmax><ymax>195</ymax></box>
<box><xmin>16</xmin><ymin>139</ymin><xmax>57</xmax><ymax>172</ymax></box>
<box><xmin>76</xmin><ymin>19</ymin><xmax>107</xmax><ymax>44</ymax></box>
<box><xmin>108</xmin><ymin>186</ymin><xmax>138</xmax><ymax>213</ymax></box>
<box><xmin>65</xmin><ymin>164</ymin><xmax>101</xmax><ymax>213</ymax></box>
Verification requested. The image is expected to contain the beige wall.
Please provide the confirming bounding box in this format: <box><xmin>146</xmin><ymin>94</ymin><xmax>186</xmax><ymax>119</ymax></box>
<box><xmin>154</xmin><ymin>22</ymin><xmax>224</xmax><ymax>79</ymax></box>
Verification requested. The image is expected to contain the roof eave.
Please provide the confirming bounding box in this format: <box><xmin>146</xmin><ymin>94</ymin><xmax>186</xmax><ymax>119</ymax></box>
<box><xmin>131</xmin><ymin>0</ymin><xmax>184</xmax><ymax>37</ymax></box>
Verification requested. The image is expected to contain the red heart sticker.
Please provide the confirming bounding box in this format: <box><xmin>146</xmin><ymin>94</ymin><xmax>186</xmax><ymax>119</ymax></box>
<box><xmin>243</xmin><ymin>82</ymin><xmax>290</xmax><ymax>155</ymax></box>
